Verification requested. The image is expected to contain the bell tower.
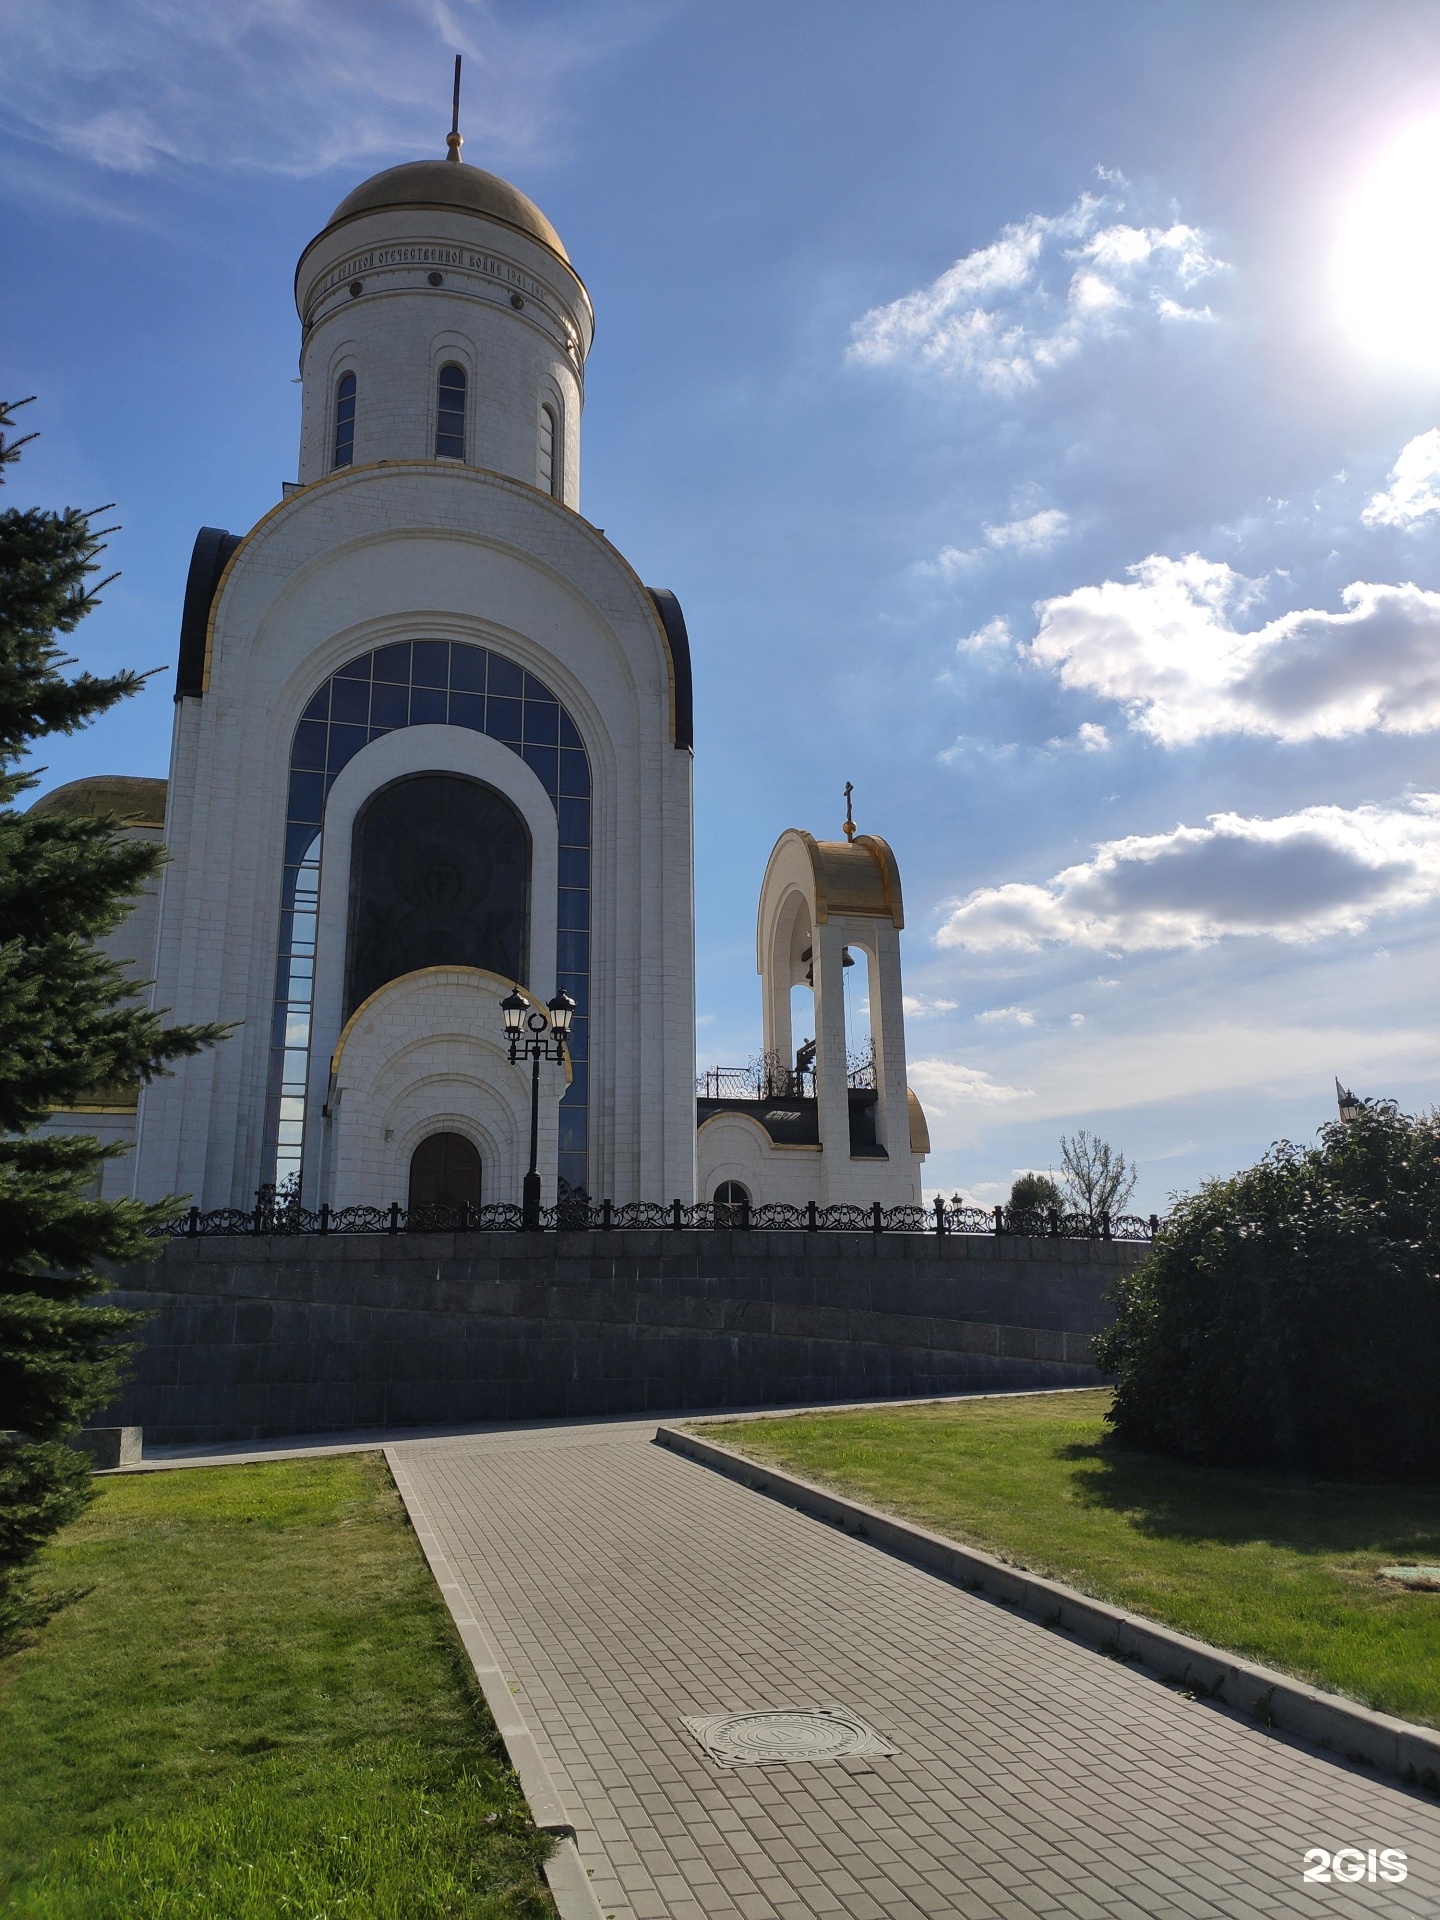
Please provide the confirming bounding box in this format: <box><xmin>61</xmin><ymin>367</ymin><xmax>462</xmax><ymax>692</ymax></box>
<box><xmin>696</xmin><ymin>797</ymin><xmax>929</xmax><ymax>1208</ymax></box>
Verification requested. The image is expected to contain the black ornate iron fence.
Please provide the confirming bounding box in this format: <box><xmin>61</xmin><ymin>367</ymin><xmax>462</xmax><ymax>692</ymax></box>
<box><xmin>150</xmin><ymin>1198</ymin><xmax>1160</xmax><ymax>1241</ymax></box>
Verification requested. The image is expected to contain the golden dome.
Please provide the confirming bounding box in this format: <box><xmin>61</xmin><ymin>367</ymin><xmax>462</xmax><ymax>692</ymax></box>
<box><xmin>800</xmin><ymin>833</ymin><xmax>904</xmax><ymax>927</ymax></box>
<box><xmin>29</xmin><ymin>775</ymin><xmax>167</xmax><ymax>829</ymax></box>
<box><xmin>323</xmin><ymin>160</ymin><xmax>569</xmax><ymax>264</ymax></box>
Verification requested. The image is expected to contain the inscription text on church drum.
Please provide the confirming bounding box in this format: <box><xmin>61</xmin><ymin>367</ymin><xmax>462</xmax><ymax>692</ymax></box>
<box><xmin>317</xmin><ymin>247</ymin><xmax>546</xmax><ymax>303</ymax></box>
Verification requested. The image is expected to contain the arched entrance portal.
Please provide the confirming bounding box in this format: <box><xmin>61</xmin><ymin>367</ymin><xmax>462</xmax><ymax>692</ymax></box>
<box><xmin>408</xmin><ymin>1132</ymin><xmax>482</xmax><ymax>1210</ymax></box>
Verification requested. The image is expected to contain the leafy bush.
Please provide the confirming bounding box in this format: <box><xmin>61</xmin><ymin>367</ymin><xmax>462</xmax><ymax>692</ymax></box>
<box><xmin>1094</xmin><ymin>1102</ymin><xmax>1440</xmax><ymax>1475</ymax></box>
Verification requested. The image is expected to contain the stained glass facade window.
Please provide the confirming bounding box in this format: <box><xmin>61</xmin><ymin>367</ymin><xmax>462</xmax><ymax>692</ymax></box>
<box><xmin>264</xmin><ymin>640</ymin><xmax>591</xmax><ymax>1199</ymax></box>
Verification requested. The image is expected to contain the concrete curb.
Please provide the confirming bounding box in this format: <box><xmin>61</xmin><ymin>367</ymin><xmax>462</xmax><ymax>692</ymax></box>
<box><xmin>655</xmin><ymin>1422</ymin><xmax>1440</xmax><ymax>1798</ymax></box>
<box><xmin>384</xmin><ymin>1449</ymin><xmax>606</xmax><ymax>1920</ymax></box>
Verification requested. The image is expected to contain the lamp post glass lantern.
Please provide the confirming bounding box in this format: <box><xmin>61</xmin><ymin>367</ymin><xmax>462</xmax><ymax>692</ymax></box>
<box><xmin>503</xmin><ymin>986</ymin><xmax>576</xmax><ymax>1228</ymax></box>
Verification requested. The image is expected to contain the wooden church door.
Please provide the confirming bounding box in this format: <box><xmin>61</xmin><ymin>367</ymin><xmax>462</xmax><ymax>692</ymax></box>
<box><xmin>408</xmin><ymin>1132</ymin><xmax>482</xmax><ymax>1210</ymax></box>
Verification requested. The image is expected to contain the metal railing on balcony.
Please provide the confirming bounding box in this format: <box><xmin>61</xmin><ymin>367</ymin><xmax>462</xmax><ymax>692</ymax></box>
<box><xmin>696</xmin><ymin>1048</ymin><xmax>878</xmax><ymax>1101</ymax></box>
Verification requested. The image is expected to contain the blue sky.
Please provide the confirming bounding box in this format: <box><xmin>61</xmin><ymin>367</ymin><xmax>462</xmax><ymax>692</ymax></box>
<box><xmin>6</xmin><ymin>0</ymin><xmax>1440</xmax><ymax>1212</ymax></box>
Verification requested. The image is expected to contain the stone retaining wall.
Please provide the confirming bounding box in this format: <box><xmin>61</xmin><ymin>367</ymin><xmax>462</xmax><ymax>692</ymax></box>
<box><xmin>100</xmin><ymin>1228</ymin><xmax>1147</xmax><ymax>1444</ymax></box>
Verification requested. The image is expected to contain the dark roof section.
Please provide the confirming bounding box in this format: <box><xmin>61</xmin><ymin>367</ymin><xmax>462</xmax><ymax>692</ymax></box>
<box><xmin>695</xmin><ymin>1089</ymin><xmax>889</xmax><ymax>1159</ymax></box>
<box><xmin>176</xmin><ymin>527</ymin><xmax>243</xmax><ymax>698</ymax></box>
<box><xmin>697</xmin><ymin>1096</ymin><xmax>819</xmax><ymax>1146</ymax></box>
<box><xmin>646</xmin><ymin>587</ymin><xmax>694</xmax><ymax>751</ymax></box>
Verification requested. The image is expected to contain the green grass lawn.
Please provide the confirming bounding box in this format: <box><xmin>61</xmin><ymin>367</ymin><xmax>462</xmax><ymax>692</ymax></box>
<box><xmin>0</xmin><ymin>1454</ymin><xmax>555</xmax><ymax>1919</ymax></box>
<box><xmin>695</xmin><ymin>1389</ymin><xmax>1440</xmax><ymax>1730</ymax></box>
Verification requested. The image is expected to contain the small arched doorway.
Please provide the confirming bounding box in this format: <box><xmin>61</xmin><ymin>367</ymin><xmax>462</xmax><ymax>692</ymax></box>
<box><xmin>408</xmin><ymin>1132</ymin><xmax>482</xmax><ymax>1210</ymax></box>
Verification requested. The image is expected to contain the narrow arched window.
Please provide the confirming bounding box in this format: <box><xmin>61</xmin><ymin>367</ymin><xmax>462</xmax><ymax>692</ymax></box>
<box><xmin>539</xmin><ymin>403</ymin><xmax>558</xmax><ymax>497</ymax></box>
<box><xmin>436</xmin><ymin>364</ymin><xmax>466</xmax><ymax>460</ymax></box>
<box><xmin>713</xmin><ymin>1180</ymin><xmax>750</xmax><ymax>1227</ymax></box>
<box><xmin>332</xmin><ymin>372</ymin><xmax>356</xmax><ymax>469</ymax></box>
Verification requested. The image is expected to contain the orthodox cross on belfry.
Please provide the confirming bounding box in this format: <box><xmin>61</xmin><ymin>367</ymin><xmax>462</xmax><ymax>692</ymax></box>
<box><xmin>446</xmin><ymin>55</ymin><xmax>464</xmax><ymax>161</ymax></box>
<box><xmin>843</xmin><ymin>780</ymin><xmax>856</xmax><ymax>842</ymax></box>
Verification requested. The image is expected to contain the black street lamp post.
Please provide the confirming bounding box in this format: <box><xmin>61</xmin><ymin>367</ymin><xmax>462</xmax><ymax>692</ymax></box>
<box><xmin>501</xmin><ymin>986</ymin><xmax>576</xmax><ymax>1229</ymax></box>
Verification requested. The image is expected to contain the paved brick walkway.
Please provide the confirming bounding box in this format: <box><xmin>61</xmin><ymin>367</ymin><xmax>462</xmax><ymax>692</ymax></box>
<box><xmin>390</xmin><ymin>1418</ymin><xmax>1440</xmax><ymax>1920</ymax></box>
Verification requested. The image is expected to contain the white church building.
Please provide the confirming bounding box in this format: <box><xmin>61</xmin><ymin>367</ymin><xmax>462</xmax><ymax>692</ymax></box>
<box><xmin>36</xmin><ymin>135</ymin><xmax>929</xmax><ymax>1215</ymax></box>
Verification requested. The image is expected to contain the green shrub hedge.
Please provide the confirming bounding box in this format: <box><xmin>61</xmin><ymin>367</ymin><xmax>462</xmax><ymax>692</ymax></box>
<box><xmin>1094</xmin><ymin>1102</ymin><xmax>1440</xmax><ymax>1475</ymax></box>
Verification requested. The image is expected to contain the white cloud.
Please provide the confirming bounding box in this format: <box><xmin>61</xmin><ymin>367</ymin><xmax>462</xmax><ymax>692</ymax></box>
<box><xmin>956</xmin><ymin>616</ymin><xmax>1013</xmax><ymax>651</ymax></box>
<box><xmin>847</xmin><ymin>188</ymin><xmax>1224</xmax><ymax>392</ymax></box>
<box><xmin>0</xmin><ymin>0</ymin><xmax>663</xmax><ymax>180</ymax></box>
<box><xmin>1069</xmin><ymin>1013</ymin><xmax>1086</xmax><ymax>1025</ymax></box>
<box><xmin>936</xmin><ymin>795</ymin><xmax>1440</xmax><ymax>952</ymax></box>
<box><xmin>916</xmin><ymin>1017</ymin><xmax>1440</xmax><ymax>1149</ymax></box>
<box><xmin>925</xmin><ymin>510</ymin><xmax>1069</xmax><ymax>577</ymax></box>
<box><xmin>1030</xmin><ymin>552</ymin><xmax>1440</xmax><ymax>744</ymax></box>
<box><xmin>983</xmin><ymin>508</ymin><xmax>1070</xmax><ymax>553</ymax></box>
<box><xmin>1046</xmin><ymin>721</ymin><xmax>1111</xmax><ymax>753</ymax></box>
<box><xmin>907</xmin><ymin>1060</ymin><xmax>1035</xmax><ymax>1110</ymax></box>
<box><xmin>1362</xmin><ymin>429</ymin><xmax>1440</xmax><ymax>527</ymax></box>
<box><xmin>929</xmin><ymin>547</ymin><xmax>980</xmax><ymax>578</ymax></box>
<box><xmin>902</xmin><ymin>994</ymin><xmax>959</xmax><ymax>1018</ymax></box>
<box><xmin>938</xmin><ymin>733</ymin><xmax>1019</xmax><ymax>764</ymax></box>
<box><xmin>1155</xmin><ymin>297</ymin><xmax>1215</xmax><ymax>323</ymax></box>
<box><xmin>975</xmin><ymin>1005</ymin><xmax>1036</xmax><ymax>1026</ymax></box>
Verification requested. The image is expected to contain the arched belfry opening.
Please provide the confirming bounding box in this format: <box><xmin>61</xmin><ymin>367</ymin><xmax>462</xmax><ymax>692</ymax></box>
<box><xmin>409</xmin><ymin>1131</ymin><xmax>482</xmax><ymax>1210</ymax></box>
<box><xmin>345</xmin><ymin>773</ymin><xmax>530</xmax><ymax>1016</ymax></box>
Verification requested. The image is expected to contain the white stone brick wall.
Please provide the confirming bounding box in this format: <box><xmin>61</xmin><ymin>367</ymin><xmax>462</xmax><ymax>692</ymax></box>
<box><xmin>695</xmin><ymin>1113</ymin><xmax>825</xmax><ymax>1207</ymax></box>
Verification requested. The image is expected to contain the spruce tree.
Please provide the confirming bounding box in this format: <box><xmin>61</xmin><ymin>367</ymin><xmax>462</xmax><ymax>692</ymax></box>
<box><xmin>0</xmin><ymin>397</ymin><xmax>222</xmax><ymax>1637</ymax></box>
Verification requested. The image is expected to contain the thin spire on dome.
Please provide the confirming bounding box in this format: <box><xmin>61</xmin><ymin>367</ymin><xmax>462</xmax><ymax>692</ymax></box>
<box><xmin>843</xmin><ymin>780</ymin><xmax>857</xmax><ymax>842</ymax></box>
<box><xmin>446</xmin><ymin>54</ymin><xmax>463</xmax><ymax>162</ymax></box>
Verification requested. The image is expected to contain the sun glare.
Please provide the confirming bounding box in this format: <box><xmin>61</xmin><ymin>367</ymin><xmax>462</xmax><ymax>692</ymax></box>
<box><xmin>1335</xmin><ymin>118</ymin><xmax>1440</xmax><ymax>370</ymax></box>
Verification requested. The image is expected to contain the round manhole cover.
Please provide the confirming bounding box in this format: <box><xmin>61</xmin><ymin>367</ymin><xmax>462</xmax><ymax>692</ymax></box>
<box><xmin>683</xmin><ymin>1705</ymin><xmax>895</xmax><ymax>1769</ymax></box>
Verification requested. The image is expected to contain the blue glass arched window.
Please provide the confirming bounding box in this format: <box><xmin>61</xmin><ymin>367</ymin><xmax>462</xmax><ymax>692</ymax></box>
<box><xmin>332</xmin><ymin>372</ymin><xmax>356</xmax><ymax>469</ymax></box>
<box><xmin>264</xmin><ymin>640</ymin><xmax>591</xmax><ymax>1200</ymax></box>
<box><xmin>436</xmin><ymin>364</ymin><xmax>466</xmax><ymax>460</ymax></box>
